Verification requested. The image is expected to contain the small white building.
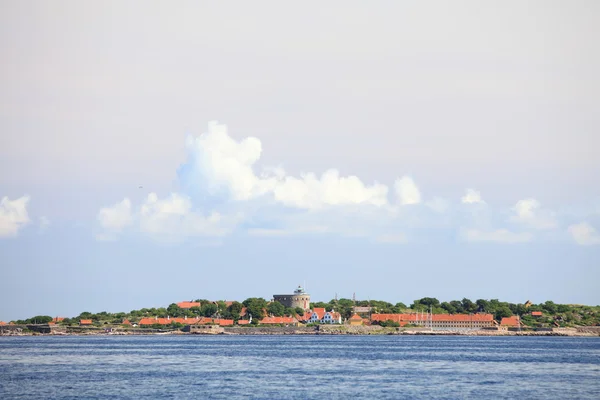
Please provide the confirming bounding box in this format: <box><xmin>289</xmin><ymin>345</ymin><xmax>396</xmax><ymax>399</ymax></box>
<box><xmin>322</xmin><ymin>311</ymin><xmax>342</xmax><ymax>324</ymax></box>
<box><xmin>307</xmin><ymin>308</ymin><xmax>342</xmax><ymax>324</ymax></box>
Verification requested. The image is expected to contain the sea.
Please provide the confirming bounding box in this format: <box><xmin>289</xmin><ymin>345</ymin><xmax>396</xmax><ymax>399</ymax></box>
<box><xmin>1</xmin><ymin>335</ymin><xmax>599</xmax><ymax>399</ymax></box>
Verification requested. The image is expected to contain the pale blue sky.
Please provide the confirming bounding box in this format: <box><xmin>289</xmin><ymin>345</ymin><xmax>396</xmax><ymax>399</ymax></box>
<box><xmin>1</xmin><ymin>1</ymin><xmax>599</xmax><ymax>321</ymax></box>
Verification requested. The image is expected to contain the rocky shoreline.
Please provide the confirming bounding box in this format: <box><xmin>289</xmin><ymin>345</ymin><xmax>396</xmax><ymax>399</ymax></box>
<box><xmin>2</xmin><ymin>324</ymin><xmax>599</xmax><ymax>337</ymax></box>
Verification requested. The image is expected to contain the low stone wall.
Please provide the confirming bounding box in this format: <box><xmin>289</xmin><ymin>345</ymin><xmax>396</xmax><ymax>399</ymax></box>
<box><xmin>1</xmin><ymin>325</ymin><xmax>26</xmax><ymax>335</ymax></box>
<box><xmin>223</xmin><ymin>326</ymin><xmax>316</xmax><ymax>335</ymax></box>
<box><xmin>575</xmin><ymin>326</ymin><xmax>600</xmax><ymax>334</ymax></box>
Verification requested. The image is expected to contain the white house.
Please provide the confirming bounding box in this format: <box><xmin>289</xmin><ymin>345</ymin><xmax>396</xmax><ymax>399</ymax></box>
<box><xmin>308</xmin><ymin>308</ymin><xmax>342</xmax><ymax>324</ymax></box>
<box><xmin>322</xmin><ymin>311</ymin><xmax>342</xmax><ymax>324</ymax></box>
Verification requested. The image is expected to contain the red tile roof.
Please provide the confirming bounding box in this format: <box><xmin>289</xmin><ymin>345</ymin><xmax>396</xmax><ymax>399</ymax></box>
<box><xmin>80</xmin><ymin>319</ymin><xmax>93</xmax><ymax>325</ymax></box>
<box><xmin>500</xmin><ymin>316</ymin><xmax>521</xmax><ymax>326</ymax></box>
<box><xmin>531</xmin><ymin>311</ymin><xmax>543</xmax><ymax>316</ymax></box>
<box><xmin>122</xmin><ymin>319</ymin><xmax>132</xmax><ymax>325</ymax></box>
<box><xmin>237</xmin><ymin>319</ymin><xmax>251</xmax><ymax>325</ymax></box>
<box><xmin>311</xmin><ymin>308</ymin><xmax>326</xmax><ymax>320</ymax></box>
<box><xmin>52</xmin><ymin>317</ymin><xmax>65</xmax><ymax>322</ymax></box>
<box><xmin>0</xmin><ymin>321</ymin><xmax>7</xmax><ymax>325</ymax></box>
<box><xmin>349</xmin><ymin>313</ymin><xmax>363</xmax><ymax>321</ymax></box>
<box><xmin>177</xmin><ymin>301</ymin><xmax>201</xmax><ymax>309</ymax></box>
<box><xmin>296</xmin><ymin>313</ymin><xmax>311</xmax><ymax>322</ymax></box>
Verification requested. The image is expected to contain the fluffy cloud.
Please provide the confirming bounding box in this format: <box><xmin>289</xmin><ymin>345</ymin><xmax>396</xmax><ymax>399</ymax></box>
<box><xmin>509</xmin><ymin>198</ymin><xmax>557</xmax><ymax>230</ymax></box>
<box><xmin>97</xmin><ymin>198</ymin><xmax>133</xmax><ymax>239</ymax></box>
<box><xmin>461</xmin><ymin>189</ymin><xmax>484</xmax><ymax>204</ymax></box>
<box><xmin>460</xmin><ymin>228</ymin><xmax>533</xmax><ymax>243</ymax></box>
<box><xmin>273</xmin><ymin>170</ymin><xmax>389</xmax><ymax>209</ymax></box>
<box><xmin>96</xmin><ymin>121</ymin><xmax>585</xmax><ymax>245</ymax></box>
<box><xmin>179</xmin><ymin>121</ymin><xmax>391</xmax><ymax>209</ymax></box>
<box><xmin>140</xmin><ymin>193</ymin><xmax>237</xmax><ymax>239</ymax></box>
<box><xmin>97</xmin><ymin>193</ymin><xmax>239</xmax><ymax>242</ymax></box>
<box><xmin>0</xmin><ymin>195</ymin><xmax>31</xmax><ymax>238</ymax></box>
<box><xmin>567</xmin><ymin>222</ymin><xmax>600</xmax><ymax>246</ymax></box>
<box><xmin>394</xmin><ymin>176</ymin><xmax>421</xmax><ymax>205</ymax></box>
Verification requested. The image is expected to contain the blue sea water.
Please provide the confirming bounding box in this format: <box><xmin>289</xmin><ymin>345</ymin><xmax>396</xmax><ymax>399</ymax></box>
<box><xmin>0</xmin><ymin>335</ymin><xmax>599</xmax><ymax>399</ymax></box>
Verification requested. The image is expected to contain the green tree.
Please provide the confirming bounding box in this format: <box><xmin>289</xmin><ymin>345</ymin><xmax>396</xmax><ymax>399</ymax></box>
<box><xmin>441</xmin><ymin>302</ymin><xmax>456</xmax><ymax>314</ymax></box>
<box><xmin>167</xmin><ymin>303</ymin><xmax>183</xmax><ymax>317</ymax></box>
<box><xmin>476</xmin><ymin>299</ymin><xmax>489</xmax><ymax>313</ymax></box>
<box><xmin>449</xmin><ymin>300</ymin><xmax>464</xmax><ymax>313</ymax></box>
<box><xmin>267</xmin><ymin>301</ymin><xmax>286</xmax><ymax>316</ymax></box>
<box><xmin>542</xmin><ymin>301</ymin><xmax>558</xmax><ymax>314</ymax></box>
<box><xmin>243</xmin><ymin>298</ymin><xmax>268</xmax><ymax>320</ymax></box>
<box><xmin>495</xmin><ymin>306</ymin><xmax>512</xmax><ymax>321</ymax></box>
<box><xmin>27</xmin><ymin>315</ymin><xmax>53</xmax><ymax>324</ymax></box>
<box><xmin>412</xmin><ymin>297</ymin><xmax>440</xmax><ymax>308</ymax></box>
<box><xmin>461</xmin><ymin>298</ymin><xmax>477</xmax><ymax>313</ymax></box>
<box><xmin>294</xmin><ymin>307</ymin><xmax>305</xmax><ymax>316</ymax></box>
<box><xmin>200</xmin><ymin>303</ymin><xmax>218</xmax><ymax>317</ymax></box>
<box><xmin>227</xmin><ymin>302</ymin><xmax>243</xmax><ymax>318</ymax></box>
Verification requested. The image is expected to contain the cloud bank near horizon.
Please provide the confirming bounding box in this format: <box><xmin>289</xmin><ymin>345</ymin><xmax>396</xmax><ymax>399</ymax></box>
<box><xmin>90</xmin><ymin>121</ymin><xmax>598</xmax><ymax>245</ymax></box>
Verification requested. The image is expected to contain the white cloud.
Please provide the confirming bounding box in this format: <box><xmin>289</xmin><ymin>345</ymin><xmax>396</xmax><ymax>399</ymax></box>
<box><xmin>181</xmin><ymin>121</ymin><xmax>277</xmax><ymax>201</ymax></box>
<box><xmin>394</xmin><ymin>176</ymin><xmax>421</xmax><ymax>205</ymax></box>
<box><xmin>567</xmin><ymin>222</ymin><xmax>600</xmax><ymax>246</ymax></box>
<box><xmin>97</xmin><ymin>198</ymin><xmax>133</xmax><ymax>239</ymax></box>
<box><xmin>461</xmin><ymin>188</ymin><xmax>485</xmax><ymax>204</ymax></box>
<box><xmin>272</xmin><ymin>170</ymin><xmax>389</xmax><ymax>209</ymax></box>
<box><xmin>509</xmin><ymin>198</ymin><xmax>557</xmax><ymax>230</ymax></box>
<box><xmin>461</xmin><ymin>228</ymin><xmax>533</xmax><ymax>243</ymax></box>
<box><xmin>96</xmin><ymin>122</ymin><xmax>578</xmax><ymax>245</ymax></box>
<box><xmin>140</xmin><ymin>192</ymin><xmax>237</xmax><ymax>239</ymax></box>
<box><xmin>97</xmin><ymin>192</ymin><xmax>239</xmax><ymax>242</ymax></box>
<box><xmin>180</xmin><ymin>121</ymin><xmax>392</xmax><ymax>210</ymax></box>
<box><xmin>0</xmin><ymin>195</ymin><xmax>31</xmax><ymax>238</ymax></box>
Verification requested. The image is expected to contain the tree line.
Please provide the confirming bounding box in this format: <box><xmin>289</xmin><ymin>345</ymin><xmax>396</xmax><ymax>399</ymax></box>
<box><xmin>11</xmin><ymin>297</ymin><xmax>600</xmax><ymax>327</ymax></box>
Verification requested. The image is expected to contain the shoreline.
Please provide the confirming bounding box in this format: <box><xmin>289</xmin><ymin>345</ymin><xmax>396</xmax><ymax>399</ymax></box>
<box><xmin>2</xmin><ymin>325</ymin><xmax>599</xmax><ymax>337</ymax></box>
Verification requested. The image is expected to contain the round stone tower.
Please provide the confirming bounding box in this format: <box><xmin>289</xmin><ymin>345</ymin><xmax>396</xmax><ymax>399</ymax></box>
<box><xmin>273</xmin><ymin>285</ymin><xmax>310</xmax><ymax>310</ymax></box>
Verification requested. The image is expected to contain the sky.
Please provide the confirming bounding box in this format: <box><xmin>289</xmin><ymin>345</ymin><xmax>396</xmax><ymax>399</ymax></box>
<box><xmin>1</xmin><ymin>1</ymin><xmax>599</xmax><ymax>321</ymax></box>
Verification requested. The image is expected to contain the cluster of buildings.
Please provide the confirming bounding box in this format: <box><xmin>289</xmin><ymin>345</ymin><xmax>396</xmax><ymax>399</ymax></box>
<box><xmin>2</xmin><ymin>286</ymin><xmax>548</xmax><ymax>330</ymax></box>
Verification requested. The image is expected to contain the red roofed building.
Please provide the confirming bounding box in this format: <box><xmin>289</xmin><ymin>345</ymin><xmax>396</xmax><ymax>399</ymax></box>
<box><xmin>500</xmin><ymin>316</ymin><xmax>521</xmax><ymax>327</ymax></box>
<box><xmin>531</xmin><ymin>311</ymin><xmax>543</xmax><ymax>317</ymax></box>
<box><xmin>0</xmin><ymin>321</ymin><xmax>7</xmax><ymax>326</ymax></box>
<box><xmin>80</xmin><ymin>319</ymin><xmax>93</xmax><ymax>325</ymax></box>
<box><xmin>296</xmin><ymin>312</ymin><xmax>311</xmax><ymax>323</ymax></box>
<box><xmin>371</xmin><ymin>313</ymin><xmax>495</xmax><ymax>329</ymax></box>
<box><xmin>122</xmin><ymin>319</ymin><xmax>132</xmax><ymax>325</ymax></box>
<box><xmin>349</xmin><ymin>313</ymin><xmax>363</xmax><ymax>326</ymax></box>
<box><xmin>52</xmin><ymin>317</ymin><xmax>65</xmax><ymax>323</ymax></box>
<box><xmin>177</xmin><ymin>301</ymin><xmax>201</xmax><ymax>309</ymax></box>
<box><xmin>308</xmin><ymin>308</ymin><xmax>326</xmax><ymax>323</ymax></box>
<box><xmin>237</xmin><ymin>319</ymin><xmax>251</xmax><ymax>325</ymax></box>
<box><xmin>322</xmin><ymin>311</ymin><xmax>342</xmax><ymax>324</ymax></box>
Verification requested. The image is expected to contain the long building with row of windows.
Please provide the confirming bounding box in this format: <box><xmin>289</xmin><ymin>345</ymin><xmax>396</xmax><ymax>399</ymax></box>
<box><xmin>370</xmin><ymin>313</ymin><xmax>496</xmax><ymax>329</ymax></box>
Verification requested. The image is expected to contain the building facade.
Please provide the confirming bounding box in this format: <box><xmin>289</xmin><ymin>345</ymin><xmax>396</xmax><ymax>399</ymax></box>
<box><xmin>273</xmin><ymin>285</ymin><xmax>311</xmax><ymax>310</ymax></box>
<box><xmin>371</xmin><ymin>313</ymin><xmax>496</xmax><ymax>329</ymax></box>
